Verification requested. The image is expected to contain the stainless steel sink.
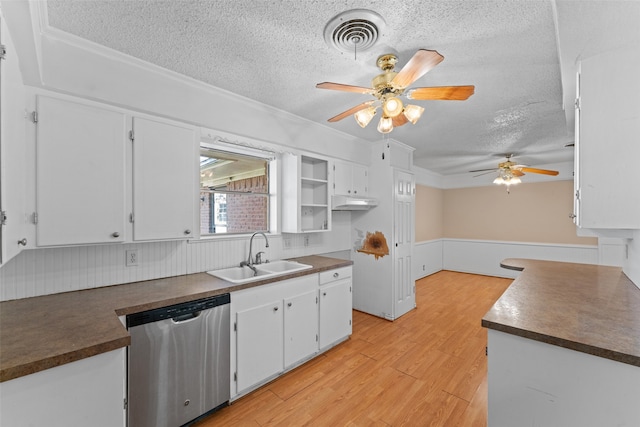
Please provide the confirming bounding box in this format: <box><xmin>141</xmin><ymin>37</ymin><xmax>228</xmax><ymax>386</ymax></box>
<box><xmin>207</xmin><ymin>260</ymin><xmax>312</xmax><ymax>284</ymax></box>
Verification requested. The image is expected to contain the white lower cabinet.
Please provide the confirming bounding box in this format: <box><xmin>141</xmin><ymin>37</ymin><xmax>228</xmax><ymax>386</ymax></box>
<box><xmin>231</xmin><ymin>266</ymin><xmax>352</xmax><ymax>399</ymax></box>
<box><xmin>284</xmin><ymin>289</ymin><xmax>319</xmax><ymax>368</ymax></box>
<box><xmin>319</xmin><ymin>267</ymin><xmax>353</xmax><ymax>349</ymax></box>
<box><xmin>236</xmin><ymin>299</ymin><xmax>284</xmax><ymax>392</ymax></box>
<box><xmin>0</xmin><ymin>349</ymin><xmax>126</xmax><ymax>427</ymax></box>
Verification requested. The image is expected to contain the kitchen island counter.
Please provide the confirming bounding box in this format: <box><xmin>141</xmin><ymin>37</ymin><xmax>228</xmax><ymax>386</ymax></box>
<box><xmin>482</xmin><ymin>258</ymin><xmax>640</xmax><ymax>366</ymax></box>
<box><xmin>0</xmin><ymin>255</ymin><xmax>351</xmax><ymax>382</ymax></box>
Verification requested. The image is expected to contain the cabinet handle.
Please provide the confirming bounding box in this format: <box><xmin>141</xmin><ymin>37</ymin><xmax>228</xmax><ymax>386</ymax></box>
<box><xmin>287</xmin><ymin>302</ymin><xmax>292</xmax><ymax>307</ymax></box>
<box><xmin>333</xmin><ymin>272</ymin><xmax>339</xmax><ymax>278</ymax></box>
<box><xmin>184</xmin><ymin>229</ymin><xmax>191</xmax><ymax>235</ymax></box>
<box><xmin>274</xmin><ymin>306</ymin><xmax>279</xmax><ymax>311</ymax></box>
<box><xmin>111</xmin><ymin>232</ymin><xmax>120</xmax><ymax>238</ymax></box>
<box><xmin>347</xmin><ymin>190</ymin><xmax>351</xmax><ymax>194</ymax></box>
<box><xmin>354</xmin><ymin>190</ymin><xmax>357</xmax><ymax>194</ymax></box>
<box><xmin>17</xmin><ymin>238</ymin><xmax>27</xmax><ymax>246</ymax></box>
<box><xmin>569</xmin><ymin>214</ymin><xmax>576</xmax><ymax>219</ymax></box>
<box><xmin>323</xmin><ymin>292</ymin><xmax>327</xmax><ymax>296</ymax></box>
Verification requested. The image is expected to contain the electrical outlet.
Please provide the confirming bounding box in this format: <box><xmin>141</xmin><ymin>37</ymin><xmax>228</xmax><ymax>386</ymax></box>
<box><xmin>304</xmin><ymin>236</ymin><xmax>309</xmax><ymax>247</ymax></box>
<box><xmin>126</xmin><ymin>249</ymin><xmax>138</xmax><ymax>267</ymax></box>
<box><xmin>283</xmin><ymin>237</ymin><xmax>291</xmax><ymax>249</ymax></box>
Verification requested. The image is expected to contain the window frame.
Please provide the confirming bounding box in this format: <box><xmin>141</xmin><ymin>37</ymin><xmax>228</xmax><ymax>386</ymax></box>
<box><xmin>198</xmin><ymin>141</ymin><xmax>277</xmax><ymax>239</ymax></box>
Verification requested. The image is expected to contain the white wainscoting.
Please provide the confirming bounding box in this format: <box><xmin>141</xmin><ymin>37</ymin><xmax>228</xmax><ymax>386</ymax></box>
<box><xmin>413</xmin><ymin>240</ymin><xmax>444</xmax><ymax>280</ymax></box>
<box><xmin>413</xmin><ymin>238</ymin><xmax>600</xmax><ymax>280</ymax></box>
<box><xmin>0</xmin><ymin>213</ymin><xmax>352</xmax><ymax>301</ymax></box>
<box><xmin>442</xmin><ymin>238</ymin><xmax>599</xmax><ymax>279</ymax></box>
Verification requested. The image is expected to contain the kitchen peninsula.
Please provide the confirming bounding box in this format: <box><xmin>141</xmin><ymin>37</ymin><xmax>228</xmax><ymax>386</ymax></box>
<box><xmin>482</xmin><ymin>258</ymin><xmax>640</xmax><ymax>426</ymax></box>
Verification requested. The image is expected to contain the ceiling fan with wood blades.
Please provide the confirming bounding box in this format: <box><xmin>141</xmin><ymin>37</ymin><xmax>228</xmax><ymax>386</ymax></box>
<box><xmin>316</xmin><ymin>49</ymin><xmax>475</xmax><ymax>134</ymax></box>
<box><xmin>470</xmin><ymin>154</ymin><xmax>559</xmax><ymax>192</ymax></box>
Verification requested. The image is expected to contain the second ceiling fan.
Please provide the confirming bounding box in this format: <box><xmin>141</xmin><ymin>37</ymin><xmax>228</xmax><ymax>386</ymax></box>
<box><xmin>316</xmin><ymin>49</ymin><xmax>475</xmax><ymax>134</ymax></box>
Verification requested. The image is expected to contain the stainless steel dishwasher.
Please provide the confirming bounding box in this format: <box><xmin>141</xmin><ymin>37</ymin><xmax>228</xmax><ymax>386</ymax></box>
<box><xmin>127</xmin><ymin>293</ymin><xmax>230</xmax><ymax>427</ymax></box>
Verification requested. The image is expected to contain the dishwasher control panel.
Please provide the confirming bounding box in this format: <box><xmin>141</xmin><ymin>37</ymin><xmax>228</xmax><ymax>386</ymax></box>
<box><xmin>127</xmin><ymin>293</ymin><xmax>230</xmax><ymax>327</ymax></box>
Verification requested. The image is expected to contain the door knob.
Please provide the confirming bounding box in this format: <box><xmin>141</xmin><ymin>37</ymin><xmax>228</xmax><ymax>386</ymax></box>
<box><xmin>17</xmin><ymin>238</ymin><xmax>27</xmax><ymax>246</ymax></box>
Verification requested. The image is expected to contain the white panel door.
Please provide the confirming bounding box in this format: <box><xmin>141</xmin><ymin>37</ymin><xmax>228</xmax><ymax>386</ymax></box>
<box><xmin>319</xmin><ymin>279</ymin><xmax>352</xmax><ymax>349</ymax></box>
<box><xmin>394</xmin><ymin>170</ymin><xmax>415</xmax><ymax>318</ymax></box>
<box><xmin>36</xmin><ymin>96</ymin><xmax>126</xmax><ymax>246</ymax></box>
<box><xmin>132</xmin><ymin>117</ymin><xmax>197</xmax><ymax>240</ymax></box>
<box><xmin>236</xmin><ymin>300</ymin><xmax>283</xmax><ymax>392</ymax></box>
<box><xmin>284</xmin><ymin>290</ymin><xmax>318</xmax><ymax>368</ymax></box>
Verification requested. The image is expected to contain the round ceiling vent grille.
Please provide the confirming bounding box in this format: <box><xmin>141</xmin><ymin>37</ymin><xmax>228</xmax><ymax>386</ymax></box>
<box><xmin>323</xmin><ymin>9</ymin><xmax>385</xmax><ymax>54</ymax></box>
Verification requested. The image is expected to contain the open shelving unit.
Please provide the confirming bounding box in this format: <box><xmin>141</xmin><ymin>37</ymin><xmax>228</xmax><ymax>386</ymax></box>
<box><xmin>282</xmin><ymin>154</ymin><xmax>330</xmax><ymax>233</ymax></box>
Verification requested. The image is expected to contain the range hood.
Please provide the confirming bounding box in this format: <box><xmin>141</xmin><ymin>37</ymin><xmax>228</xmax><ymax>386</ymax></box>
<box><xmin>331</xmin><ymin>194</ymin><xmax>378</xmax><ymax>211</ymax></box>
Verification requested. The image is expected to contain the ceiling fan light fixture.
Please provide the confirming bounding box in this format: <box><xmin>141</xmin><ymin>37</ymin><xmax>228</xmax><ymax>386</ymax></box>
<box><xmin>377</xmin><ymin>116</ymin><xmax>393</xmax><ymax>133</ymax></box>
<box><xmin>403</xmin><ymin>104</ymin><xmax>424</xmax><ymax>124</ymax></box>
<box><xmin>354</xmin><ymin>106</ymin><xmax>377</xmax><ymax>128</ymax></box>
<box><xmin>382</xmin><ymin>97</ymin><xmax>403</xmax><ymax>117</ymax></box>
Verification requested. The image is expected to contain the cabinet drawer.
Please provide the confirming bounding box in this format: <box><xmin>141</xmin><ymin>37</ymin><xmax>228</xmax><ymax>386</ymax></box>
<box><xmin>319</xmin><ymin>266</ymin><xmax>352</xmax><ymax>285</ymax></box>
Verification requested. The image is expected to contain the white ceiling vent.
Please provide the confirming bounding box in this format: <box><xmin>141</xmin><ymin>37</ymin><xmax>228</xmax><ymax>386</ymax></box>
<box><xmin>323</xmin><ymin>9</ymin><xmax>385</xmax><ymax>54</ymax></box>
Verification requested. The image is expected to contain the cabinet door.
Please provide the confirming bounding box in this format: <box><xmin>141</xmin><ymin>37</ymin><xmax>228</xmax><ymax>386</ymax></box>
<box><xmin>132</xmin><ymin>117</ymin><xmax>197</xmax><ymax>240</ymax></box>
<box><xmin>284</xmin><ymin>290</ymin><xmax>318</xmax><ymax>368</ymax></box>
<box><xmin>351</xmin><ymin>164</ymin><xmax>368</xmax><ymax>196</ymax></box>
<box><xmin>236</xmin><ymin>300</ymin><xmax>283</xmax><ymax>392</ymax></box>
<box><xmin>36</xmin><ymin>96</ymin><xmax>126</xmax><ymax>246</ymax></box>
<box><xmin>0</xmin><ymin>17</ymin><xmax>29</xmax><ymax>263</ymax></box>
<box><xmin>333</xmin><ymin>161</ymin><xmax>352</xmax><ymax>195</ymax></box>
<box><xmin>319</xmin><ymin>279</ymin><xmax>352</xmax><ymax>349</ymax></box>
<box><xmin>577</xmin><ymin>47</ymin><xmax>640</xmax><ymax>229</ymax></box>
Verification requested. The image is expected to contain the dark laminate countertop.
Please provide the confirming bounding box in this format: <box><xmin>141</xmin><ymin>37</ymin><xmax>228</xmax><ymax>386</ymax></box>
<box><xmin>482</xmin><ymin>258</ymin><xmax>640</xmax><ymax>367</ymax></box>
<box><xmin>0</xmin><ymin>255</ymin><xmax>352</xmax><ymax>382</ymax></box>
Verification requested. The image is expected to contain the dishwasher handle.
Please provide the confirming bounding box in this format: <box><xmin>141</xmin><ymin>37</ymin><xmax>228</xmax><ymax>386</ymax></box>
<box><xmin>171</xmin><ymin>311</ymin><xmax>201</xmax><ymax>323</ymax></box>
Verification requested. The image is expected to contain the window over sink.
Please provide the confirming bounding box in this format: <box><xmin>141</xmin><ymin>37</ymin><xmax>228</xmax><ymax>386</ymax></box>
<box><xmin>199</xmin><ymin>145</ymin><xmax>272</xmax><ymax>236</ymax></box>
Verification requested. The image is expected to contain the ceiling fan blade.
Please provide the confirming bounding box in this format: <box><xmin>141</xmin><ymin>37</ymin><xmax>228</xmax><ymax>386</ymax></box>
<box><xmin>518</xmin><ymin>167</ymin><xmax>559</xmax><ymax>176</ymax></box>
<box><xmin>391</xmin><ymin>49</ymin><xmax>444</xmax><ymax>89</ymax></box>
<box><xmin>469</xmin><ymin>168</ymin><xmax>498</xmax><ymax>173</ymax></box>
<box><xmin>392</xmin><ymin>114</ymin><xmax>409</xmax><ymax>127</ymax></box>
<box><xmin>407</xmin><ymin>85</ymin><xmax>475</xmax><ymax>101</ymax></box>
<box><xmin>327</xmin><ymin>101</ymin><xmax>375</xmax><ymax>123</ymax></box>
<box><xmin>512</xmin><ymin>170</ymin><xmax>525</xmax><ymax>177</ymax></box>
<box><xmin>316</xmin><ymin>82</ymin><xmax>374</xmax><ymax>94</ymax></box>
<box><xmin>472</xmin><ymin>170</ymin><xmax>498</xmax><ymax>178</ymax></box>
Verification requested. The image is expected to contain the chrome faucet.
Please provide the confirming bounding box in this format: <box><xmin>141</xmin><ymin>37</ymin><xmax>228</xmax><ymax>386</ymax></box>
<box><xmin>240</xmin><ymin>231</ymin><xmax>269</xmax><ymax>275</ymax></box>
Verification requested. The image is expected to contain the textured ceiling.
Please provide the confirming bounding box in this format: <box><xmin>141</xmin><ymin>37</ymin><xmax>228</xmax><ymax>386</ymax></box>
<box><xmin>43</xmin><ymin>0</ymin><xmax>629</xmax><ymax>175</ymax></box>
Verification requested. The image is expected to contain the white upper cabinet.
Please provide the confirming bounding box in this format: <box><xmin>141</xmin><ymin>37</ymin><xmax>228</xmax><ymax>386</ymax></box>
<box><xmin>575</xmin><ymin>46</ymin><xmax>640</xmax><ymax>229</ymax></box>
<box><xmin>35</xmin><ymin>96</ymin><xmax>127</xmax><ymax>246</ymax></box>
<box><xmin>1</xmin><ymin>16</ymin><xmax>29</xmax><ymax>264</ymax></box>
<box><xmin>132</xmin><ymin>117</ymin><xmax>198</xmax><ymax>241</ymax></box>
<box><xmin>282</xmin><ymin>154</ymin><xmax>330</xmax><ymax>233</ymax></box>
<box><xmin>332</xmin><ymin>161</ymin><xmax>368</xmax><ymax>196</ymax></box>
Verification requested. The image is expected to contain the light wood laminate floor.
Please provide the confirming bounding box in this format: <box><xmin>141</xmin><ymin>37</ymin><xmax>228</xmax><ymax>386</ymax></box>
<box><xmin>195</xmin><ymin>270</ymin><xmax>512</xmax><ymax>426</ymax></box>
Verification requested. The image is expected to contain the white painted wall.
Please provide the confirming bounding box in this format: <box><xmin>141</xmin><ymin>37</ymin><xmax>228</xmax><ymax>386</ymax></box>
<box><xmin>0</xmin><ymin>349</ymin><xmax>126</xmax><ymax>427</ymax></box>
<box><xmin>488</xmin><ymin>330</ymin><xmax>640</xmax><ymax>427</ymax></box>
